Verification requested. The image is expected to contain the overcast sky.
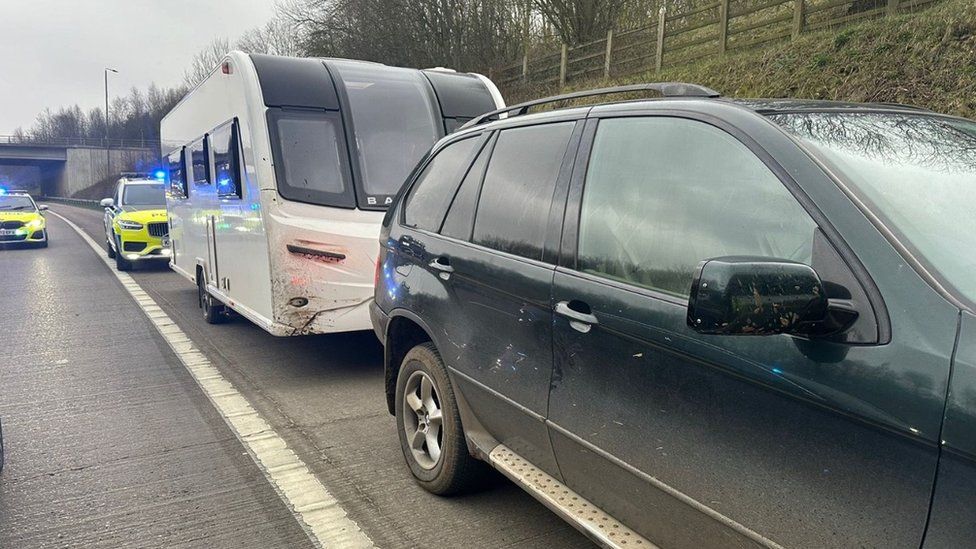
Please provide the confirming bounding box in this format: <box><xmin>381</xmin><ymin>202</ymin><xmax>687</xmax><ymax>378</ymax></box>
<box><xmin>0</xmin><ymin>0</ymin><xmax>277</xmax><ymax>133</ymax></box>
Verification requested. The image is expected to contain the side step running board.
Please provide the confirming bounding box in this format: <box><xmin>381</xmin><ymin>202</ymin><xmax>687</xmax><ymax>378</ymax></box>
<box><xmin>488</xmin><ymin>445</ymin><xmax>657</xmax><ymax>549</ymax></box>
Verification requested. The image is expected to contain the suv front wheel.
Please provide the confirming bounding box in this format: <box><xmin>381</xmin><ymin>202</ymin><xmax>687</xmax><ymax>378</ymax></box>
<box><xmin>395</xmin><ymin>342</ymin><xmax>484</xmax><ymax>495</ymax></box>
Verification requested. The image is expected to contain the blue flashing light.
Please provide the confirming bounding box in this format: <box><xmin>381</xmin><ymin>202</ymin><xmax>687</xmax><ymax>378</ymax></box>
<box><xmin>0</xmin><ymin>187</ymin><xmax>6</xmax><ymax>195</ymax></box>
<box><xmin>772</xmin><ymin>367</ymin><xmax>783</xmax><ymax>375</ymax></box>
<box><xmin>154</xmin><ymin>170</ymin><xmax>166</xmax><ymax>180</ymax></box>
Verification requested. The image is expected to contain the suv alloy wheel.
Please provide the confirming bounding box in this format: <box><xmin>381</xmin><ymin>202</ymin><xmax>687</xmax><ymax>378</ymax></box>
<box><xmin>395</xmin><ymin>342</ymin><xmax>485</xmax><ymax>495</ymax></box>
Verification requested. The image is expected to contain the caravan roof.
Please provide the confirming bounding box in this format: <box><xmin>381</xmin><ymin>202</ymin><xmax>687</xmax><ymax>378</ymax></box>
<box><xmin>247</xmin><ymin>54</ymin><xmax>501</xmax><ymax>210</ymax></box>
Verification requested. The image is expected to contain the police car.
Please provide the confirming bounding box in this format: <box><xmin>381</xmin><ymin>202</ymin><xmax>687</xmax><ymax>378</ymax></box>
<box><xmin>0</xmin><ymin>189</ymin><xmax>48</xmax><ymax>248</ymax></box>
<box><xmin>100</xmin><ymin>176</ymin><xmax>170</xmax><ymax>271</ymax></box>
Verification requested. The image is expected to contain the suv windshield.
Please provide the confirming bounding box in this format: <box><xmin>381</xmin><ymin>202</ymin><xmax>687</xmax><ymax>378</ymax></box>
<box><xmin>0</xmin><ymin>195</ymin><xmax>36</xmax><ymax>210</ymax></box>
<box><xmin>331</xmin><ymin>61</ymin><xmax>440</xmax><ymax>207</ymax></box>
<box><xmin>771</xmin><ymin>111</ymin><xmax>976</xmax><ymax>304</ymax></box>
<box><xmin>122</xmin><ymin>183</ymin><xmax>166</xmax><ymax>206</ymax></box>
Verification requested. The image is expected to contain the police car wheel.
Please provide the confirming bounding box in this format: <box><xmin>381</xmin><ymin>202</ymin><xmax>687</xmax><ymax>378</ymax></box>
<box><xmin>115</xmin><ymin>238</ymin><xmax>132</xmax><ymax>271</ymax></box>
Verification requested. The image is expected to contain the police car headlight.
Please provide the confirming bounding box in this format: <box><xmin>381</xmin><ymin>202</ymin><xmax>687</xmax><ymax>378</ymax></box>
<box><xmin>26</xmin><ymin>218</ymin><xmax>44</xmax><ymax>229</ymax></box>
<box><xmin>118</xmin><ymin>219</ymin><xmax>143</xmax><ymax>230</ymax></box>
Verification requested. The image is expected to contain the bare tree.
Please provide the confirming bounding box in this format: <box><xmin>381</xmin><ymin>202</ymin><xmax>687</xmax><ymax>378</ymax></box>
<box><xmin>533</xmin><ymin>0</ymin><xmax>632</xmax><ymax>44</ymax></box>
<box><xmin>182</xmin><ymin>37</ymin><xmax>231</xmax><ymax>88</ymax></box>
<box><xmin>284</xmin><ymin>0</ymin><xmax>525</xmax><ymax>71</ymax></box>
<box><xmin>20</xmin><ymin>82</ymin><xmax>186</xmax><ymax>145</ymax></box>
<box><xmin>237</xmin><ymin>16</ymin><xmax>302</xmax><ymax>56</ymax></box>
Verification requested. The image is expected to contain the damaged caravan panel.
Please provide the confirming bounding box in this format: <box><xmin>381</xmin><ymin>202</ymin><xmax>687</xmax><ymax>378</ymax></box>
<box><xmin>161</xmin><ymin>51</ymin><xmax>504</xmax><ymax>336</ymax></box>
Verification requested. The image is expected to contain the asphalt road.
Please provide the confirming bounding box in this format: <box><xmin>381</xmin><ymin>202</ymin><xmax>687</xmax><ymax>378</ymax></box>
<box><xmin>0</xmin><ymin>210</ymin><xmax>311</xmax><ymax>548</ymax></box>
<box><xmin>0</xmin><ymin>204</ymin><xmax>591</xmax><ymax>548</ymax></box>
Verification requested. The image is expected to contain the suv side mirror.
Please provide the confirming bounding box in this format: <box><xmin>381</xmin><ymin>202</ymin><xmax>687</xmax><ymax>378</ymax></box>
<box><xmin>38</xmin><ymin>205</ymin><xmax>48</xmax><ymax>211</ymax></box>
<box><xmin>687</xmin><ymin>257</ymin><xmax>829</xmax><ymax>336</ymax></box>
<box><xmin>100</xmin><ymin>198</ymin><xmax>114</xmax><ymax>208</ymax></box>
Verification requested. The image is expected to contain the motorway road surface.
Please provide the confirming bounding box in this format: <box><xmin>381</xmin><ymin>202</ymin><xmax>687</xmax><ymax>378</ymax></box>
<box><xmin>0</xmin><ymin>203</ymin><xmax>591</xmax><ymax>548</ymax></box>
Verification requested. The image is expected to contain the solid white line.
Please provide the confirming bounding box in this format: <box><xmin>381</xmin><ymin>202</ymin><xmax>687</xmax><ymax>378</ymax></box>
<box><xmin>50</xmin><ymin>210</ymin><xmax>374</xmax><ymax>549</ymax></box>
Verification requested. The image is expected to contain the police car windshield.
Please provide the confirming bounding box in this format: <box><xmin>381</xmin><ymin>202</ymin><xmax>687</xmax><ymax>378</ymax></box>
<box><xmin>122</xmin><ymin>183</ymin><xmax>166</xmax><ymax>206</ymax></box>
<box><xmin>0</xmin><ymin>195</ymin><xmax>36</xmax><ymax>210</ymax></box>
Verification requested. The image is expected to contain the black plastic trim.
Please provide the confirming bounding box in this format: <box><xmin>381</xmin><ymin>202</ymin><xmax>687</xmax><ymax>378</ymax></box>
<box><xmin>286</xmin><ymin>244</ymin><xmax>347</xmax><ymax>261</ymax></box>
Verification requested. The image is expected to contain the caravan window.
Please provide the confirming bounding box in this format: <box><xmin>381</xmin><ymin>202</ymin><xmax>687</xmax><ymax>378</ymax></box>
<box><xmin>331</xmin><ymin>61</ymin><xmax>441</xmax><ymax>208</ymax></box>
<box><xmin>212</xmin><ymin>120</ymin><xmax>242</xmax><ymax>199</ymax></box>
<box><xmin>268</xmin><ymin>109</ymin><xmax>356</xmax><ymax>208</ymax></box>
<box><xmin>168</xmin><ymin>149</ymin><xmax>187</xmax><ymax>198</ymax></box>
<box><xmin>190</xmin><ymin>138</ymin><xmax>210</xmax><ymax>185</ymax></box>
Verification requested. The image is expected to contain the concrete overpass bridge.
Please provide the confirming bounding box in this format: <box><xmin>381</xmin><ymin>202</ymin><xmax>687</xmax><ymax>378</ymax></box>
<box><xmin>0</xmin><ymin>136</ymin><xmax>158</xmax><ymax>197</ymax></box>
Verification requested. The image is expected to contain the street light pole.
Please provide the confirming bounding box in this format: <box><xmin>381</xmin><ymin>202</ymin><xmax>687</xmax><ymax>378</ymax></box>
<box><xmin>104</xmin><ymin>68</ymin><xmax>118</xmax><ymax>179</ymax></box>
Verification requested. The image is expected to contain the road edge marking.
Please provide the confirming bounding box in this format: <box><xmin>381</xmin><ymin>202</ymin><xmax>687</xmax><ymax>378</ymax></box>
<box><xmin>49</xmin><ymin>210</ymin><xmax>374</xmax><ymax>549</ymax></box>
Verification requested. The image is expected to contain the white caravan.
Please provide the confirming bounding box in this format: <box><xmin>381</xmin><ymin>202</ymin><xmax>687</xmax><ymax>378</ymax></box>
<box><xmin>161</xmin><ymin>52</ymin><xmax>504</xmax><ymax>335</ymax></box>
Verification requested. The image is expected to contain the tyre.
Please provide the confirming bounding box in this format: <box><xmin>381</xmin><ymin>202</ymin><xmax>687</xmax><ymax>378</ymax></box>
<box><xmin>198</xmin><ymin>275</ymin><xmax>226</xmax><ymax>324</ymax></box>
<box><xmin>115</xmin><ymin>238</ymin><xmax>132</xmax><ymax>271</ymax></box>
<box><xmin>395</xmin><ymin>342</ymin><xmax>484</xmax><ymax>495</ymax></box>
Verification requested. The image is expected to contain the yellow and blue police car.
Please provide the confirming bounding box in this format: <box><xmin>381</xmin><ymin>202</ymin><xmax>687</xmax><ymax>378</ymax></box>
<box><xmin>101</xmin><ymin>177</ymin><xmax>170</xmax><ymax>271</ymax></box>
<box><xmin>0</xmin><ymin>189</ymin><xmax>48</xmax><ymax>248</ymax></box>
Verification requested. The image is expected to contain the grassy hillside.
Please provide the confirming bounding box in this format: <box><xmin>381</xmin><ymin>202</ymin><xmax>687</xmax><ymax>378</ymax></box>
<box><xmin>505</xmin><ymin>0</ymin><xmax>976</xmax><ymax>118</ymax></box>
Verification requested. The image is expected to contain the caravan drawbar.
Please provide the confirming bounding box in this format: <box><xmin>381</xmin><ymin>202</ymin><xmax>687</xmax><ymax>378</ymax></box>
<box><xmin>161</xmin><ymin>52</ymin><xmax>504</xmax><ymax>335</ymax></box>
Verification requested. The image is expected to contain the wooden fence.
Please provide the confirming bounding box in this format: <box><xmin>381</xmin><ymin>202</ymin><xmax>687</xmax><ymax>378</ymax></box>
<box><xmin>492</xmin><ymin>0</ymin><xmax>941</xmax><ymax>88</ymax></box>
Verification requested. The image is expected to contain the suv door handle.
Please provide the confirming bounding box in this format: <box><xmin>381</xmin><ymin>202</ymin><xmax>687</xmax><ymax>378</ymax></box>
<box><xmin>429</xmin><ymin>257</ymin><xmax>454</xmax><ymax>272</ymax></box>
<box><xmin>429</xmin><ymin>257</ymin><xmax>455</xmax><ymax>279</ymax></box>
<box><xmin>555</xmin><ymin>300</ymin><xmax>598</xmax><ymax>333</ymax></box>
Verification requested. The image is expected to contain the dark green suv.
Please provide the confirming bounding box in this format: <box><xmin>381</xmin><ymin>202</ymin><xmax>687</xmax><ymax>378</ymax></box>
<box><xmin>370</xmin><ymin>83</ymin><xmax>976</xmax><ymax>548</ymax></box>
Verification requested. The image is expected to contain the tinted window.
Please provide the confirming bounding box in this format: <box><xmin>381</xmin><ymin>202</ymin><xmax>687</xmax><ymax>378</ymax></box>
<box><xmin>123</xmin><ymin>183</ymin><xmax>166</xmax><ymax>206</ymax></box>
<box><xmin>168</xmin><ymin>149</ymin><xmax>187</xmax><ymax>198</ymax></box>
<box><xmin>270</xmin><ymin>110</ymin><xmax>355</xmax><ymax>208</ymax></box>
<box><xmin>403</xmin><ymin>137</ymin><xmax>481</xmax><ymax>232</ymax></box>
<box><xmin>441</xmin><ymin>137</ymin><xmax>492</xmax><ymax>240</ymax></box>
<box><xmin>331</xmin><ymin>61</ymin><xmax>441</xmax><ymax>204</ymax></box>
<box><xmin>578</xmin><ymin>117</ymin><xmax>816</xmax><ymax>297</ymax></box>
<box><xmin>189</xmin><ymin>138</ymin><xmax>209</xmax><ymax>185</ymax></box>
<box><xmin>472</xmin><ymin>123</ymin><xmax>574</xmax><ymax>260</ymax></box>
<box><xmin>212</xmin><ymin>120</ymin><xmax>242</xmax><ymax>199</ymax></box>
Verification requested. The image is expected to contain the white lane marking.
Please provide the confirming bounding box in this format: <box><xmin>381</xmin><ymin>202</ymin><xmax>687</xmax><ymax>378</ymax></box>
<box><xmin>50</xmin><ymin>210</ymin><xmax>374</xmax><ymax>549</ymax></box>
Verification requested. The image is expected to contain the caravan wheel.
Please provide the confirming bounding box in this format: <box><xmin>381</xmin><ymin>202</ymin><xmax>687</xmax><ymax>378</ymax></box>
<box><xmin>197</xmin><ymin>275</ymin><xmax>226</xmax><ymax>324</ymax></box>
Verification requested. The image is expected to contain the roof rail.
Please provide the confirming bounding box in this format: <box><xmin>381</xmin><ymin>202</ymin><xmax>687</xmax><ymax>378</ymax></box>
<box><xmin>871</xmin><ymin>102</ymin><xmax>934</xmax><ymax>112</ymax></box>
<box><xmin>462</xmin><ymin>82</ymin><xmax>720</xmax><ymax>129</ymax></box>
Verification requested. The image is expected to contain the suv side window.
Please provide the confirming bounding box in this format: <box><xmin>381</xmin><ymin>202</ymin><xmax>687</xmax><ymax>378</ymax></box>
<box><xmin>578</xmin><ymin>116</ymin><xmax>816</xmax><ymax>297</ymax></box>
<box><xmin>403</xmin><ymin>136</ymin><xmax>482</xmax><ymax>232</ymax></box>
<box><xmin>440</xmin><ymin>135</ymin><xmax>493</xmax><ymax>240</ymax></box>
<box><xmin>472</xmin><ymin>122</ymin><xmax>575</xmax><ymax>261</ymax></box>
